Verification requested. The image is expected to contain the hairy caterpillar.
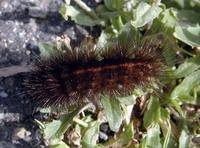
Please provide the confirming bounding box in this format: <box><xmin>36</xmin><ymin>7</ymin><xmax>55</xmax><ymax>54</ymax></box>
<box><xmin>24</xmin><ymin>36</ymin><xmax>165</xmax><ymax>109</ymax></box>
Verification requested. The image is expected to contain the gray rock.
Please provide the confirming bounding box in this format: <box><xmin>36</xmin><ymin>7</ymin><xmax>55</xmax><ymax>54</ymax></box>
<box><xmin>28</xmin><ymin>7</ymin><xmax>47</xmax><ymax>18</ymax></box>
<box><xmin>0</xmin><ymin>113</ymin><xmax>20</xmax><ymax>123</ymax></box>
<box><xmin>0</xmin><ymin>126</ymin><xmax>9</xmax><ymax>141</ymax></box>
<box><xmin>12</xmin><ymin>127</ymin><xmax>31</xmax><ymax>143</ymax></box>
<box><xmin>0</xmin><ymin>141</ymin><xmax>15</xmax><ymax>148</ymax></box>
<box><xmin>0</xmin><ymin>0</ymin><xmax>98</xmax><ymax>147</ymax></box>
<box><xmin>192</xmin><ymin>136</ymin><xmax>200</xmax><ymax>144</ymax></box>
<box><xmin>0</xmin><ymin>91</ymin><xmax>8</xmax><ymax>98</ymax></box>
<box><xmin>0</xmin><ymin>0</ymin><xmax>72</xmax><ymax>68</ymax></box>
<box><xmin>99</xmin><ymin>131</ymin><xmax>108</xmax><ymax>141</ymax></box>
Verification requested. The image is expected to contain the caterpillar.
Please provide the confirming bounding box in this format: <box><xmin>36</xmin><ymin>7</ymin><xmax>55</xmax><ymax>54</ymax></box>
<box><xmin>24</xmin><ymin>36</ymin><xmax>165</xmax><ymax>109</ymax></box>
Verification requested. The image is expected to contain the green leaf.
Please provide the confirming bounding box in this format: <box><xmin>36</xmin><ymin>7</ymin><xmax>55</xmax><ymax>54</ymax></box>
<box><xmin>163</xmin><ymin>0</ymin><xmax>200</xmax><ymax>9</ymax></box>
<box><xmin>141</xmin><ymin>124</ymin><xmax>162</xmax><ymax>148</ymax></box>
<box><xmin>176</xmin><ymin>10</ymin><xmax>200</xmax><ymax>25</ymax></box>
<box><xmin>101</xmin><ymin>96</ymin><xmax>123</xmax><ymax>132</ymax></box>
<box><xmin>173</xmin><ymin>0</ymin><xmax>190</xmax><ymax>8</ymax></box>
<box><xmin>175</xmin><ymin>56</ymin><xmax>200</xmax><ymax>78</ymax></box>
<box><xmin>170</xmin><ymin>70</ymin><xmax>200</xmax><ymax>101</ymax></box>
<box><xmin>38</xmin><ymin>42</ymin><xmax>55</xmax><ymax>58</ymax></box>
<box><xmin>96</xmin><ymin>5</ymin><xmax>120</xmax><ymax>20</ymax></box>
<box><xmin>174</xmin><ymin>25</ymin><xmax>200</xmax><ymax>47</ymax></box>
<box><xmin>43</xmin><ymin>109</ymin><xmax>80</xmax><ymax>145</ymax></box>
<box><xmin>132</xmin><ymin>2</ymin><xmax>162</xmax><ymax>28</ymax></box>
<box><xmin>116</xmin><ymin>88</ymin><xmax>144</xmax><ymax>106</ymax></box>
<box><xmin>146</xmin><ymin>124</ymin><xmax>162</xmax><ymax>148</ymax></box>
<box><xmin>111</xmin><ymin>16</ymin><xmax>124</xmax><ymax>31</ymax></box>
<box><xmin>102</xmin><ymin>123</ymin><xmax>134</xmax><ymax>147</ymax></box>
<box><xmin>118</xmin><ymin>22</ymin><xmax>141</xmax><ymax>44</ymax></box>
<box><xmin>97</xmin><ymin>21</ymin><xmax>141</xmax><ymax>49</ymax></box>
<box><xmin>162</xmin><ymin>37</ymin><xmax>178</xmax><ymax>67</ymax></box>
<box><xmin>174</xmin><ymin>10</ymin><xmax>200</xmax><ymax>47</ymax></box>
<box><xmin>160</xmin><ymin>108</ymin><xmax>170</xmax><ymax>120</ymax></box>
<box><xmin>104</xmin><ymin>0</ymin><xmax>124</xmax><ymax>11</ymax></box>
<box><xmin>178</xmin><ymin>130</ymin><xmax>190</xmax><ymax>148</ymax></box>
<box><xmin>51</xmin><ymin>141</ymin><xmax>70</xmax><ymax>148</ymax></box>
<box><xmin>119</xmin><ymin>123</ymin><xmax>134</xmax><ymax>145</ymax></box>
<box><xmin>143</xmin><ymin>96</ymin><xmax>161</xmax><ymax>128</ymax></box>
<box><xmin>82</xmin><ymin>121</ymin><xmax>101</xmax><ymax>148</ymax></box>
<box><xmin>160</xmin><ymin>8</ymin><xmax>177</xmax><ymax>30</ymax></box>
<box><xmin>159</xmin><ymin>109</ymin><xmax>171</xmax><ymax>148</ymax></box>
<box><xmin>96</xmin><ymin>30</ymin><xmax>114</xmax><ymax>49</ymax></box>
<box><xmin>60</xmin><ymin>4</ymin><xmax>103</xmax><ymax>26</ymax></box>
<box><xmin>117</xmin><ymin>95</ymin><xmax>136</xmax><ymax>106</ymax></box>
<box><xmin>162</xmin><ymin>121</ymin><xmax>171</xmax><ymax>148</ymax></box>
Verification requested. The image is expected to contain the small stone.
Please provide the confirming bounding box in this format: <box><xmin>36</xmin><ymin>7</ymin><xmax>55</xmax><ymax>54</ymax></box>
<box><xmin>12</xmin><ymin>127</ymin><xmax>31</xmax><ymax>143</ymax></box>
<box><xmin>0</xmin><ymin>113</ymin><xmax>20</xmax><ymax>122</ymax></box>
<box><xmin>25</xmin><ymin>50</ymin><xmax>31</xmax><ymax>55</ymax></box>
<box><xmin>99</xmin><ymin>131</ymin><xmax>108</xmax><ymax>141</ymax></box>
<box><xmin>95</xmin><ymin>0</ymin><xmax>103</xmax><ymax>3</ymax></box>
<box><xmin>192</xmin><ymin>136</ymin><xmax>200</xmax><ymax>144</ymax></box>
<box><xmin>100</xmin><ymin>123</ymin><xmax>109</xmax><ymax>133</ymax></box>
<box><xmin>0</xmin><ymin>91</ymin><xmax>8</xmax><ymax>98</ymax></box>
<box><xmin>0</xmin><ymin>141</ymin><xmax>15</xmax><ymax>148</ymax></box>
<box><xmin>28</xmin><ymin>7</ymin><xmax>47</xmax><ymax>19</ymax></box>
<box><xmin>0</xmin><ymin>127</ymin><xmax>9</xmax><ymax>140</ymax></box>
<box><xmin>0</xmin><ymin>86</ymin><xmax>3</xmax><ymax>90</ymax></box>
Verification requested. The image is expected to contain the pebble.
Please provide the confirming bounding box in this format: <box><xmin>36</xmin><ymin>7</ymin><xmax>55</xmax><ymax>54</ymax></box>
<box><xmin>0</xmin><ymin>0</ymin><xmax>72</xmax><ymax>67</ymax></box>
<box><xmin>0</xmin><ymin>113</ymin><xmax>20</xmax><ymax>123</ymax></box>
<box><xmin>25</xmin><ymin>50</ymin><xmax>31</xmax><ymax>55</ymax></box>
<box><xmin>0</xmin><ymin>127</ymin><xmax>9</xmax><ymax>141</ymax></box>
<box><xmin>0</xmin><ymin>141</ymin><xmax>16</xmax><ymax>148</ymax></box>
<box><xmin>0</xmin><ymin>91</ymin><xmax>8</xmax><ymax>98</ymax></box>
<box><xmin>99</xmin><ymin>131</ymin><xmax>108</xmax><ymax>141</ymax></box>
<box><xmin>12</xmin><ymin>127</ymin><xmax>31</xmax><ymax>143</ymax></box>
<box><xmin>0</xmin><ymin>0</ymin><xmax>98</xmax><ymax>147</ymax></box>
<box><xmin>192</xmin><ymin>136</ymin><xmax>200</xmax><ymax>144</ymax></box>
<box><xmin>28</xmin><ymin>7</ymin><xmax>47</xmax><ymax>19</ymax></box>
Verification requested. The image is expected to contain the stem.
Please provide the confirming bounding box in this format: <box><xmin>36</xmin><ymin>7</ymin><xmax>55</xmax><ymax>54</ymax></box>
<box><xmin>180</xmin><ymin>48</ymin><xmax>195</xmax><ymax>57</ymax></box>
<box><xmin>74</xmin><ymin>0</ymin><xmax>99</xmax><ymax>19</ymax></box>
<box><xmin>73</xmin><ymin>117</ymin><xmax>88</xmax><ymax>127</ymax></box>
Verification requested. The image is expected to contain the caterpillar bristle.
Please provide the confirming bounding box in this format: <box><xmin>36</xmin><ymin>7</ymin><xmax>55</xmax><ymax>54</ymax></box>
<box><xmin>24</xmin><ymin>38</ymin><xmax>165</xmax><ymax>109</ymax></box>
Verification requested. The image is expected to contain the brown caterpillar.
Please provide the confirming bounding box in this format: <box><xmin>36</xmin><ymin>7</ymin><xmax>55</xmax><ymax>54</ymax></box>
<box><xmin>24</xmin><ymin>37</ymin><xmax>165</xmax><ymax>109</ymax></box>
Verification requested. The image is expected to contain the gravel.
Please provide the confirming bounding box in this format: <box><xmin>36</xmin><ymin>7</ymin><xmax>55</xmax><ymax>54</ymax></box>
<box><xmin>0</xmin><ymin>0</ymin><xmax>94</xmax><ymax>68</ymax></box>
<box><xmin>0</xmin><ymin>0</ymin><xmax>97</xmax><ymax>147</ymax></box>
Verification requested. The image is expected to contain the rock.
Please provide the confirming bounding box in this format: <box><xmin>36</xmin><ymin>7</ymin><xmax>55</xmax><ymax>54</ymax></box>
<box><xmin>100</xmin><ymin>123</ymin><xmax>110</xmax><ymax>133</ymax></box>
<box><xmin>99</xmin><ymin>131</ymin><xmax>108</xmax><ymax>141</ymax></box>
<box><xmin>0</xmin><ymin>126</ymin><xmax>9</xmax><ymax>141</ymax></box>
<box><xmin>192</xmin><ymin>136</ymin><xmax>200</xmax><ymax>144</ymax></box>
<box><xmin>20</xmin><ymin>0</ymin><xmax>41</xmax><ymax>6</ymax></box>
<box><xmin>0</xmin><ymin>141</ymin><xmax>15</xmax><ymax>148</ymax></box>
<box><xmin>0</xmin><ymin>0</ymin><xmax>68</xmax><ymax>68</ymax></box>
<box><xmin>12</xmin><ymin>127</ymin><xmax>31</xmax><ymax>143</ymax></box>
<box><xmin>28</xmin><ymin>7</ymin><xmax>47</xmax><ymax>19</ymax></box>
<box><xmin>0</xmin><ymin>91</ymin><xmax>8</xmax><ymax>98</ymax></box>
<box><xmin>0</xmin><ymin>0</ymin><xmax>97</xmax><ymax>147</ymax></box>
<box><xmin>0</xmin><ymin>113</ymin><xmax>20</xmax><ymax>123</ymax></box>
<box><xmin>100</xmin><ymin>123</ymin><xmax>114</xmax><ymax>140</ymax></box>
<box><xmin>95</xmin><ymin>0</ymin><xmax>103</xmax><ymax>3</ymax></box>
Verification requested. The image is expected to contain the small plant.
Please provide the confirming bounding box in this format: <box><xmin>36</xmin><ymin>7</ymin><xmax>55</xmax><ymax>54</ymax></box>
<box><xmin>28</xmin><ymin>0</ymin><xmax>200</xmax><ymax>147</ymax></box>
